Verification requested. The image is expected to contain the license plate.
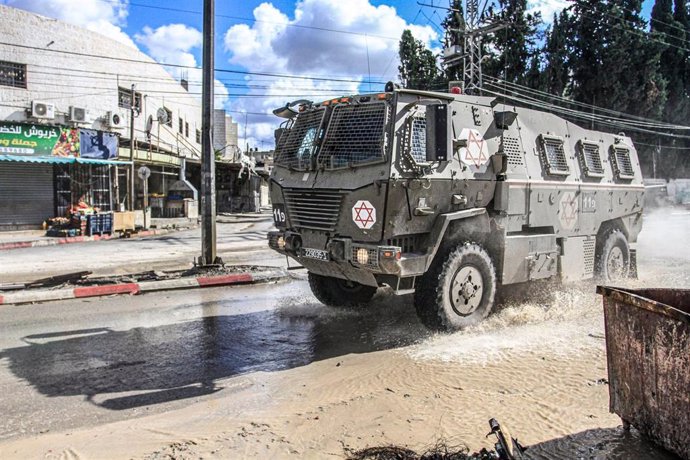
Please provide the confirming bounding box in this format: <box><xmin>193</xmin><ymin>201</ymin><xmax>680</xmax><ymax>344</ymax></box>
<box><xmin>301</xmin><ymin>248</ymin><xmax>329</xmax><ymax>261</ymax></box>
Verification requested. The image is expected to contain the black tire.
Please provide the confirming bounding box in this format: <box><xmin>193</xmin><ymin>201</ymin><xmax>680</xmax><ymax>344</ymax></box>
<box><xmin>307</xmin><ymin>272</ymin><xmax>377</xmax><ymax>308</ymax></box>
<box><xmin>414</xmin><ymin>242</ymin><xmax>497</xmax><ymax>331</ymax></box>
<box><xmin>595</xmin><ymin>229</ymin><xmax>630</xmax><ymax>282</ymax></box>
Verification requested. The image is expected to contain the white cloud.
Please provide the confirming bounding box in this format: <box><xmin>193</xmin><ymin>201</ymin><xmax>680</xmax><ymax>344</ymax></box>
<box><xmin>136</xmin><ymin>24</ymin><xmax>229</xmax><ymax>108</ymax></box>
<box><xmin>527</xmin><ymin>0</ymin><xmax>569</xmax><ymax>22</ymax></box>
<box><xmin>2</xmin><ymin>0</ymin><xmax>137</xmax><ymax>48</ymax></box>
<box><xmin>223</xmin><ymin>0</ymin><xmax>438</xmax><ymax>149</ymax></box>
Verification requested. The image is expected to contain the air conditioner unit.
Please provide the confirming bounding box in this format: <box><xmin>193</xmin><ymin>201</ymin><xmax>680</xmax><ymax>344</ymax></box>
<box><xmin>68</xmin><ymin>106</ymin><xmax>88</xmax><ymax>123</ymax></box>
<box><xmin>106</xmin><ymin>110</ymin><xmax>124</xmax><ymax>128</ymax></box>
<box><xmin>31</xmin><ymin>101</ymin><xmax>55</xmax><ymax>119</ymax></box>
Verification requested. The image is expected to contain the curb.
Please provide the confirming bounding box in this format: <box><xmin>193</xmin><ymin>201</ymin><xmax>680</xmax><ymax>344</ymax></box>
<box><xmin>0</xmin><ymin>268</ymin><xmax>287</xmax><ymax>306</ymax></box>
<box><xmin>0</xmin><ymin>225</ymin><xmax>198</xmax><ymax>251</ymax></box>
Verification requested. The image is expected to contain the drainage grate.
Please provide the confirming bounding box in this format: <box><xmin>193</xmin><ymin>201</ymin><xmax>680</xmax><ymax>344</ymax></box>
<box><xmin>283</xmin><ymin>189</ymin><xmax>343</xmax><ymax>231</ymax></box>
<box><xmin>319</xmin><ymin>102</ymin><xmax>388</xmax><ymax>169</ymax></box>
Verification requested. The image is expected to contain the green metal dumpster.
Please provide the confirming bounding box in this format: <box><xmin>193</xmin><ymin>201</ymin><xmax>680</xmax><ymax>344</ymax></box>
<box><xmin>597</xmin><ymin>286</ymin><xmax>690</xmax><ymax>460</ymax></box>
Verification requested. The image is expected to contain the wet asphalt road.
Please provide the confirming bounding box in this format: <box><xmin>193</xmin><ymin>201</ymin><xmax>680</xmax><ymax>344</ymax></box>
<box><xmin>0</xmin><ymin>207</ymin><xmax>688</xmax><ymax>455</ymax></box>
<box><xmin>0</xmin><ymin>276</ymin><xmax>427</xmax><ymax>441</ymax></box>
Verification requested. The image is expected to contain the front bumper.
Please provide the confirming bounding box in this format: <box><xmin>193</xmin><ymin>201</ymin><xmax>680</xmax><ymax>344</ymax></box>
<box><xmin>268</xmin><ymin>231</ymin><xmax>404</xmax><ymax>275</ymax></box>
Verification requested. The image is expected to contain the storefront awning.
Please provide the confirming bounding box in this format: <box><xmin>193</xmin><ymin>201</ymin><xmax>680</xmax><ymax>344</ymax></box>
<box><xmin>0</xmin><ymin>155</ymin><xmax>132</xmax><ymax>165</ymax></box>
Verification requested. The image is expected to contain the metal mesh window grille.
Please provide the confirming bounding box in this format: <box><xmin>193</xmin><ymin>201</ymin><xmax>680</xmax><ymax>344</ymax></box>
<box><xmin>540</xmin><ymin>136</ymin><xmax>569</xmax><ymax>175</ymax></box>
<box><xmin>0</xmin><ymin>61</ymin><xmax>26</xmax><ymax>88</ymax></box>
<box><xmin>503</xmin><ymin>136</ymin><xmax>524</xmax><ymax>166</ymax></box>
<box><xmin>410</xmin><ymin>116</ymin><xmax>427</xmax><ymax>163</ymax></box>
<box><xmin>319</xmin><ymin>103</ymin><xmax>388</xmax><ymax>169</ymax></box>
<box><xmin>274</xmin><ymin>109</ymin><xmax>326</xmax><ymax>170</ymax></box>
<box><xmin>578</xmin><ymin>141</ymin><xmax>605</xmax><ymax>177</ymax></box>
<box><xmin>283</xmin><ymin>189</ymin><xmax>343</xmax><ymax>231</ymax></box>
<box><xmin>610</xmin><ymin>146</ymin><xmax>635</xmax><ymax>180</ymax></box>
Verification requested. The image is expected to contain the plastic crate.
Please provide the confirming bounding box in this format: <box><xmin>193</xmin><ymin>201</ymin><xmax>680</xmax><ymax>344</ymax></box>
<box><xmin>87</xmin><ymin>213</ymin><xmax>113</xmax><ymax>236</ymax></box>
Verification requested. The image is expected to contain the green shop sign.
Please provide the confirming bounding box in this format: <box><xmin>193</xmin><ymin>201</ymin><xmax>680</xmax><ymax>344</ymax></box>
<box><xmin>0</xmin><ymin>122</ymin><xmax>80</xmax><ymax>156</ymax></box>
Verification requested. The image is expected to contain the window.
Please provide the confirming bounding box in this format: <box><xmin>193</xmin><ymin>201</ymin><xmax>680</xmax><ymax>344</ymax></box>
<box><xmin>0</xmin><ymin>61</ymin><xmax>26</xmax><ymax>88</ymax></box>
<box><xmin>163</xmin><ymin>107</ymin><xmax>172</xmax><ymax>127</ymax></box>
<box><xmin>195</xmin><ymin>129</ymin><xmax>201</xmax><ymax>144</ymax></box>
<box><xmin>118</xmin><ymin>87</ymin><xmax>141</xmax><ymax>110</ymax></box>
<box><xmin>409</xmin><ymin>115</ymin><xmax>427</xmax><ymax>163</ymax></box>
<box><xmin>539</xmin><ymin>135</ymin><xmax>569</xmax><ymax>176</ymax></box>
<box><xmin>185</xmin><ymin>121</ymin><xmax>189</xmax><ymax>138</ymax></box>
<box><xmin>178</xmin><ymin>117</ymin><xmax>184</xmax><ymax>134</ymax></box>
<box><xmin>577</xmin><ymin>140</ymin><xmax>605</xmax><ymax>178</ymax></box>
<box><xmin>610</xmin><ymin>145</ymin><xmax>635</xmax><ymax>180</ymax></box>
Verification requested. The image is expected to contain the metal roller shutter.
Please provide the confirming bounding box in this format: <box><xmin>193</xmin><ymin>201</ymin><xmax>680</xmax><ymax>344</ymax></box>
<box><xmin>0</xmin><ymin>162</ymin><xmax>55</xmax><ymax>228</ymax></box>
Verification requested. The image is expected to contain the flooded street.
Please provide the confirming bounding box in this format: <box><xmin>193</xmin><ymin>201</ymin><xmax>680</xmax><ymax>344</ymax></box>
<box><xmin>0</xmin><ymin>208</ymin><xmax>688</xmax><ymax>458</ymax></box>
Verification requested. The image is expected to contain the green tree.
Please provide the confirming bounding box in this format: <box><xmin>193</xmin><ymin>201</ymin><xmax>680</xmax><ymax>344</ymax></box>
<box><xmin>541</xmin><ymin>11</ymin><xmax>573</xmax><ymax>96</ymax></box>
<box><xmin>398</xmin><ymin>29</ymin><xmax>443</xmax><ymax>90</ymax></box>
<box><xmin>482</xmin><ymin>0</ymin><xmax>542</xmax><ymax>85</ymax></box>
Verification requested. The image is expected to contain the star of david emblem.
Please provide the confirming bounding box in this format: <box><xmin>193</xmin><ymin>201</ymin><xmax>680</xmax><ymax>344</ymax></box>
<box><xmin>464</xmin><ymin>130</ymin><xmax>488</xmax><ymax>167</ymax></box>
<box><xmin>352</xmin><ymin>200</ymin><xmax>376</xmax><ymax>230</ymax></box>
<box><xmin>560</xmin><ymin>193</ymin><xmax>578</xmax><ymax>229</ymax></box>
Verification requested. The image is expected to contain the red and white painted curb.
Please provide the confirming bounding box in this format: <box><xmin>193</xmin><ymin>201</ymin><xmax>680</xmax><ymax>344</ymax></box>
<box><xmin>0</xmin><ymin>268</ymin><xmax>287</xmax><ymax>306</ymax></box>
<box><xmin>0</xmin><ymin>226</ymin><xmax>198</xmax><ymax>251</ymax></box>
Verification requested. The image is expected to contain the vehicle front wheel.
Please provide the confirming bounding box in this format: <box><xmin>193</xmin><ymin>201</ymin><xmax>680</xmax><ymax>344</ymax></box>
<box><xmin>414</xmin><ymin>242</ymin><xmax>497</xmax><ymax>331</ymax></box>
<box><xmin>307</xmin><ymin>272</ymin><xmax>377</xmax><ymax>308</ymax></box>
<box><xmin>595</xmin><ymin>229</ymin><xmax>630</xmax><ymax>282</ymax></box>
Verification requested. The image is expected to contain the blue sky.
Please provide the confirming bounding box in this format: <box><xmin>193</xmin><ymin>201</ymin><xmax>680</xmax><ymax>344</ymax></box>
<box><xmin>2</xmin><ymin>0</ymin><xmax>656</xmax><ymax>147</ymax></box>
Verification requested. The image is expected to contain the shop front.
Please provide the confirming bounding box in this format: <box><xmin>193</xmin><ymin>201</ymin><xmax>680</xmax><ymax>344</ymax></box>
<box><xmin>0</xmin><ymin>122</ymin><xmax>128</xmax><ymax>231</ymax></box>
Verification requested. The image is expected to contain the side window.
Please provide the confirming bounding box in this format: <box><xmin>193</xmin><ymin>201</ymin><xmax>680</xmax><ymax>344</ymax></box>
<box><xmin>577</xmin><ymin>140</ymin><xmax>605</xmax><ymax>178</ymax></box>
<box><xmin>539</xmin><ymin>135</ymin><xmax>569</xmax><ymax>176</ymax></box>
<box><xmin>0</xmin><ymin>60</ymin><xmax>26</xmax><ymax>88</ymax></box>
<box><xmin>610</xmin><ymin>145</ymin><xmax>635</xmax><ymax>180</ymax></box>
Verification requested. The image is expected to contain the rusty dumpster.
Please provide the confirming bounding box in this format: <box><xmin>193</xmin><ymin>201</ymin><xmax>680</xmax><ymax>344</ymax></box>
<box><xmin>597</xmin><ymin>286</ymin><xmax>690</xmax><ymax>459</ymax></box>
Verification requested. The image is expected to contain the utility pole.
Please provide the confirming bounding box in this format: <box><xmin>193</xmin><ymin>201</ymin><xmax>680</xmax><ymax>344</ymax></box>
<box><xmin>129</xmin><ymin>84</ymin><xmax>136</xmax><ymax>211</ymax></box>
<box><xmin>199</xmin><ymin>0</ymin><xmax>219</xmax><ymax>266</ymax></box>
<box><xmin>435</xmin><ymin>0</ymin><xmax>508</xmax><ymax>93</ymax></box>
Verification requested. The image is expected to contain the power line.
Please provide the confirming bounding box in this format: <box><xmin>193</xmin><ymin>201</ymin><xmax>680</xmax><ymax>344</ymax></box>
<box><xmin>0</xmin><ymin>41</ymin><xmax>388</xmax><ymax>85</ymax></box>
<box><xmin>484</xmin><ymin>76</ymin><xmax>690</xmax><ymax>130</ymax></box>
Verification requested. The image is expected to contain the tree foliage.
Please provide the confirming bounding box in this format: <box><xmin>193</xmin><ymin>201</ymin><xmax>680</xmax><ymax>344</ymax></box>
<box><xmin>398</xmin><ymin>30</ymin><xmax>443</xmax><ymax>91</ymax></box>
<box><xmin>397</xmin><ymin>0</ymin><xmax>690</xmax><ymax>177</ymax></box>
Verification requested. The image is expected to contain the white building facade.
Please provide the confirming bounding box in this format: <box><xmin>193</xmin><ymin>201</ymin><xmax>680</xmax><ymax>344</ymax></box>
<box><xmin>0</xmin><ymin>5</ymin><xmax>204</xmax><ymax>229</ymax></box>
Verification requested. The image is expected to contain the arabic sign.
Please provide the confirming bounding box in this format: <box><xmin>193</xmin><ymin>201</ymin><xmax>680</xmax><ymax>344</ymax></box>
<box><xmin>0</xmin><ymin>123</ymin><xmax>119</xmax><ymax>159</ymax></box>
<box><xmin>0</xmin><ymin>122</ymin><xmax>79</xmax><ymax>156</ymax></box>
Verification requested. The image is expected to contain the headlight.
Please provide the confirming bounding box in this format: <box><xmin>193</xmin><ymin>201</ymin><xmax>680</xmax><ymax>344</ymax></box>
<box><xmin>277</xmin><ymin>236</ymin><xmax>286</xmax><ymax>250</ymax></box>
<box><xmin>355</xmin><ymin>248</ymin><xmax>369</xmax><ymax>265</ymax></box>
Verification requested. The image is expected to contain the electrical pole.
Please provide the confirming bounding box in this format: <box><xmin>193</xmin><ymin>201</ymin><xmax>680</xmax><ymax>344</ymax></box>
<box><xmin>199</xmin><ymin>0</ymin><xmax>219</xmax><ymax>266</ymax></box>
<box><xmin>129</xmin><ymin>84</ymin><xmax>136</xmax><ymax>211</ymax></box>
<box><xmin>436</xmin><ymin>0</ymin><xmax>508</xmax><ymax>93</ymax></box>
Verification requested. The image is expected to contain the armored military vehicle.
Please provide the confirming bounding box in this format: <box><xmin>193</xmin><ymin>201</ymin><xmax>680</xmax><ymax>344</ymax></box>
<box><xmin>267</xmin><ymin>85</ymin><xmax>644</xmax><ymax>330</ymax></box>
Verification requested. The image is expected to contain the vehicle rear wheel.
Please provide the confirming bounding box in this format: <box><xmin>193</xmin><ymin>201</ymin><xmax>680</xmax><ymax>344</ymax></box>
<box><xmin>414</xmin><ymin>242</ymin><xmax>497</xmax><ymax>331</ymax></box>
<box><xmin>307</xmin><ymin>272</ymin><xmax>377</xmax><ymax>308</ymax></box>
<box><xmin>596</xmin><ymin>229</ymin><xmax>630</xmax><ymax>282</ymax></box>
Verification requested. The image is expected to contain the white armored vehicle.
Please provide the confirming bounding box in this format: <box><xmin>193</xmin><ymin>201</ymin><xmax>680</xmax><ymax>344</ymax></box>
<box><xmin>267</xmin><ymin>85</ymin><xmax>644</xmax><ymax>330</ymax></box>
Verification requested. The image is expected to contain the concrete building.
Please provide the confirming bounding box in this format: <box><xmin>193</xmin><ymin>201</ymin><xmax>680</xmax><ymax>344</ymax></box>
<box><xmin>213</xmin><ymin>109</ymin><xmax>240</xmax><ymax>161</ymax></box>
<box><xmin>0</xmin><ymin>5</ymin><xmax>203</xmax><ymax>229</ymax></box>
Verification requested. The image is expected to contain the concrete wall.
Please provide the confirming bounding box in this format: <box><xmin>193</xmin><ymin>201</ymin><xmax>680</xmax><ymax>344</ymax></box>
<box><xmin>0</xmin><ymin>5</ymin><xmax>203</xmax><ymax>159</ymax></box>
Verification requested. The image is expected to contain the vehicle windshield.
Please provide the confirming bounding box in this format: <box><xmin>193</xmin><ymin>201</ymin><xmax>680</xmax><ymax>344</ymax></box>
<box><xmin>273</xmin><ymin>102</ymin><xmax>389</xmax><ymax>171</ymax></box>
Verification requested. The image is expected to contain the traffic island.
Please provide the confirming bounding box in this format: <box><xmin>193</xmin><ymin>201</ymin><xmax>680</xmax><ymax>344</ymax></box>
<box><xmin>0</xmin><ymin>266</ymin><xmax>287</xmax><ymax>306</ymax></box>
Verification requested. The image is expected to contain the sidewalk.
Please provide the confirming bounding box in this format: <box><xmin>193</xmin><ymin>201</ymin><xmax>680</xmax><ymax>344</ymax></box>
<box><xmin>0</xmin><ymin>213</ymin><xmax>271</xmax><ymax>251</ymax></box>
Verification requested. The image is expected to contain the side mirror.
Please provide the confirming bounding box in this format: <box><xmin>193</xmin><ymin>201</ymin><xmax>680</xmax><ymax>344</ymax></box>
<box><xmin>425</xmin><ymin>103</ymin><xmax>452</xmax><ymax>162</ymax></box>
